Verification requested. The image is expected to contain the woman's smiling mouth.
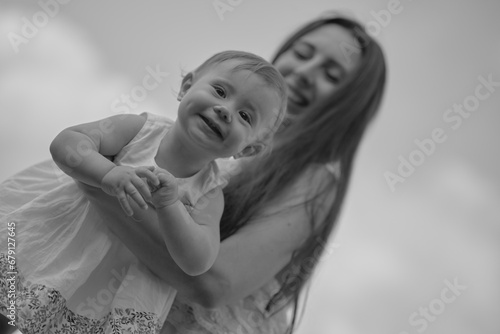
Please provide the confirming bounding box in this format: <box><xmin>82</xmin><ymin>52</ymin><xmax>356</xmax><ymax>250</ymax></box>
<box><xmin>287</xmin><ymin>84</ymin><xmax>309</xmax><ymax>107</ymax></box>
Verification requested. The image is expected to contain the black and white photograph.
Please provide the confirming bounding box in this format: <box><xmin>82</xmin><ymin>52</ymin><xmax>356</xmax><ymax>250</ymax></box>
<box><xmin>0</xmin><ymin>1</ymin><xmax>499</xmax><ymax>333</ymax></box>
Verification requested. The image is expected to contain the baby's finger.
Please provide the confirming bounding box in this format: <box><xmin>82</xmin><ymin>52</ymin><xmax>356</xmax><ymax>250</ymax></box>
<box><xmin>117</xmin><ymin>192</ymin><xmax>134</xmax><ymax>216</ymax></box>
<box><xmin>125</xmin><ymin>183</ymin><xmax>148</xmax><ymax>210</ymax></box>
<box><xmin>157</xmin><ymin>172</ymin><xmax>178</xmax><ymax>188</ymax></box>
<box><xmin>131</xmin><ymin>176</ymin><xmax>152</xmax><ymax>205</ymax></box>
<box><xmin>153</xmin><ymin>167</ymin><xmax>171</xmax><ymax>176</ymax></box>
<box><xmin>136</xmin><ymin>167</ymin><xmax>159</xmax><ymax>187</ymax></box>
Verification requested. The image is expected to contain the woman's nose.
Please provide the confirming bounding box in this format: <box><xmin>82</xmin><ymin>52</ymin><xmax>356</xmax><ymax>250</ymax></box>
<box><xmin>214</xmin><ymin>105</ymin><xmax>232</xmax><ymax>123</ymax></box>
<box><xmin>294</xmin><ymin>59</ymin><xmax>320</xmax><ymax>88</ymax></box>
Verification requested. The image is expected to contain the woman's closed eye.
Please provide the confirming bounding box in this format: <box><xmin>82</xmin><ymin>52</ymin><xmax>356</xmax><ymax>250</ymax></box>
<box><xmin>326</xmin><ymin>67</ymin><xmax>342</xmax><ymax>84</ymax></box>
<box><xmin>239</xmin><ymin>111</ymin><xmax>252</xmax><ymax>124</ymax></box>
<box><xmin>293</xmin><ymin>43</ymin><xmax>313</xmax><ymax>60</ymax></box>
<box><xmin>326</xmin><ymin>73</ymin><xmax>340</xmax><ymax>84</ymax></box>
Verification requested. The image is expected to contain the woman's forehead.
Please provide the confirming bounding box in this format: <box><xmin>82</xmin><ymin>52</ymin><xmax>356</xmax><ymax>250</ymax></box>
<box><xmin>299</xmin><ymin>24</ymin><xmax>361</xmax><ymax>71</ymax></box>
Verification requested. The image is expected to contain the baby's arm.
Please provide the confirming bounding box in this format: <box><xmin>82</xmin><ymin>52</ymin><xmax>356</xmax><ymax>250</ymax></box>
<box><xmin>50</xmin><ymin>114</ymin><xmax>156</xmax><ymax>215</ymax></box>
<box><xmin>148</xmin><ymin>169</ymin><xmax>223</xmax><ymax>276</ymax></box>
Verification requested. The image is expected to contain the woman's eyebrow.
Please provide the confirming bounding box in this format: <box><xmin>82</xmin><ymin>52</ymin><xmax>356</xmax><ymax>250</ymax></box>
<box><xmin>297</xmin><ymin>40</ymin><xmax>315</xmax><ymax>51</ymax></box>
<box><xmin>300</xmin><ymin>40</ymin><xmax>347</xmax><ymax>75</ymax></box>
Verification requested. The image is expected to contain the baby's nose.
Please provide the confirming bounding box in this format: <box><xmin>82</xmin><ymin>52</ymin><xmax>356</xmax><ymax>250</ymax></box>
<box><xmin>214</xmin><ymin>105</ymin><xmax>232</xmax><ymax>123</ymax></box>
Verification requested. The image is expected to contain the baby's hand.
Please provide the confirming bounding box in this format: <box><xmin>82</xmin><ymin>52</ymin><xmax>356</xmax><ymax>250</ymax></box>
<box><xmin>147</xmin><ymin>168</ymin><xmax>179</xmax><ymax>209</ymax></box>
<box><xmin>101</xmin><ymin>166</ymin><xmax>157</xmax><ymax>216</ymax></box>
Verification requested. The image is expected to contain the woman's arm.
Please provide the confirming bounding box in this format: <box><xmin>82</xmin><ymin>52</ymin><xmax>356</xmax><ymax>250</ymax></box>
<box><xmin>79</xmin><ymin>179</ymin><xmax>312</xmax><ymax>308</ymax></box>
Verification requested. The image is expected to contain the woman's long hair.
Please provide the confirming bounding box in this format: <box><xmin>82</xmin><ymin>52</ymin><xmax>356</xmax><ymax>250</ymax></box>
<box><xmin>220</xmin><ymin>16</ymin><xmax>387</xmax><ymax>332</ymax></box>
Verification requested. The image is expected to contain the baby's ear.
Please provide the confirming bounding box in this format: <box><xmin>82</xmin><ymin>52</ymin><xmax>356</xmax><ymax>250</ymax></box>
<box><xmin>233</xmin><ymin>143</ymin><xmax>266</xmax><ymax>159</ymax></box>
<box><xmin>177</xmin><ymin>72</ymin><xmax>193</xmax><ymax>101</ymax></box>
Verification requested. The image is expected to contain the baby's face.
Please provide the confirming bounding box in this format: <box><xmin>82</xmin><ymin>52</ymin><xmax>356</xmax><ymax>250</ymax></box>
<box><xmin>177</xmin><ymin>60</ymin><xmax>281</xmax><ymax>158</ymax></box>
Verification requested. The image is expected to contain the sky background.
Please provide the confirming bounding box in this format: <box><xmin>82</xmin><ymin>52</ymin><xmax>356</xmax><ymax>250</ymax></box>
<box><xmin>0</xmin><ymin>0</ymin><xmax>499</xmax><ymax>333</ymax></box>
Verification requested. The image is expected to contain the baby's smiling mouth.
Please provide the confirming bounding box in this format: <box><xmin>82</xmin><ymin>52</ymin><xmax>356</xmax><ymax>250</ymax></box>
<box><xmin>200</xmin><ymin>115</ymin><xmax>224</xmax><ymax>139</ymax></box>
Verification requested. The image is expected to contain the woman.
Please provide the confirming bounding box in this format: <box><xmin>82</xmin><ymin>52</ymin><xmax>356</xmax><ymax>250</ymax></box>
<box><xmin>80</xmin><ymin>14</ymin><xmax>387</xmax><ymax>333</ymax></box>
<box><xmin>0</xmin><ymin>13</ymin><xmax>385</xmax><ymax>333</ymax></box>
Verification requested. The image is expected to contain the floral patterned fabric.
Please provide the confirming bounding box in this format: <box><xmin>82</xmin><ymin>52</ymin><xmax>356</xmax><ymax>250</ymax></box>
<box><xmin>0</xmin><ymin>254</ymin><xmax>162</xmax><ymax>334</ymax></box>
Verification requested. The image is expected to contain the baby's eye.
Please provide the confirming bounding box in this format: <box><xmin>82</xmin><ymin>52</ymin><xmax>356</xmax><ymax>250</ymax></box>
<box><xmin>214</xmin><ymin>85</ymin><xmax>226</xmax><ymax>98</ymax></box>
<box><xmin>239</xmin><ymin>111</ymin><xmax>251</xmax><ymax>124</ymax></box>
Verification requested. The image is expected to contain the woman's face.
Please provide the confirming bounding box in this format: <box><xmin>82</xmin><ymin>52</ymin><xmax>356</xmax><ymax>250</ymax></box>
<box><xmin>274</xmin><ymin>24</ymin><xmax>362</xmax><ymax>117</ymax></box>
